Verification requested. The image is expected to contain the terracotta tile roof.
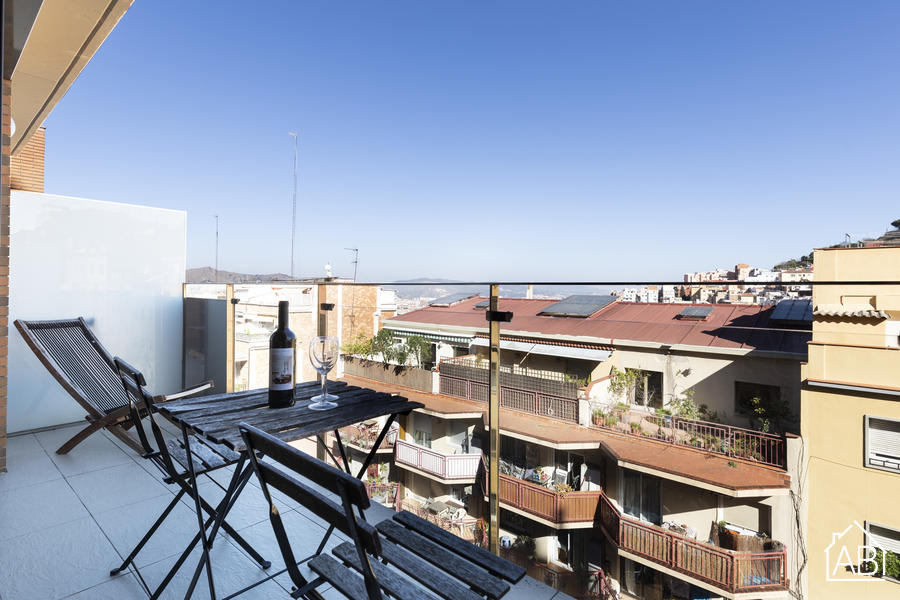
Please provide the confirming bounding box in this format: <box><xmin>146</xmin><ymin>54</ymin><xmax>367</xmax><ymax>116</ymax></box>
<box><xmin>341</xmin><ymin>375</ymin><xmax>790</xmax><ymax>492</ymax></box>
<box><xmin>340</xmin><ymin>375</ymin><xmax>483</xmax><ymax>417</ymax></box>
<box><xmin>387</xmin><ymin>297</ymin><xmax>809</xmax><ymax>355</ymax></box>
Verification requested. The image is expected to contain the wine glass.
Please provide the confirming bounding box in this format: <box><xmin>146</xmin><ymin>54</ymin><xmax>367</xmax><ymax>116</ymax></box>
<box><xmin>309</xmin><ymin>336</ymin><xmax>339</xmax><ymax>410</ymax></box>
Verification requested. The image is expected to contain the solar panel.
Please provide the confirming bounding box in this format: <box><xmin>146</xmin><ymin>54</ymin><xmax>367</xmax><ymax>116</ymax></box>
<box><xmin>428</xmin><ymin>292</ymin><xmax>478</xmax><ymax>307</ymax></box>
<box><xmin>770</xmin><ymin>298</ymin><xmax>813</xmax><ymax>323</ymax></box>
<box><xmin>474</xmin><ymin>299</ymin><xmax>489</xmax><ymax>309</ymax></box>
<box><xmin>677</xmin><ymin>306</ymin><xmax>713</xmax><ymax>320</ymax></box>
<box><xmin>538</xmin><ymin>295</ymin><xmax>617</xmax><ymax>318</ymax></box>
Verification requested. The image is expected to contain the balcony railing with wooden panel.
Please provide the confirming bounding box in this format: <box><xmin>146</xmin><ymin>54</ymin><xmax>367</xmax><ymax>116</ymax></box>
<box><xmin>394</xmin><ymin>438</ymin><xmax>481</xmax><ymax>481</ymax></box>
<box><xmin>438</xmin><ymin>356</ymin><xmax>582</xmax><ymax>423</ymax></box>
<box><xmin>598</xmin><ymin>492</ymin><xmax>787</xmax><ymax>594</ymax></box>
<box><xmin>592</xmin><ymin>407</ymin><xmax>787</xmax><ymax>470</ymax></box>
<box><xmin>479</xmin><ymin>464</ymin><xmax>602</xmax><ymax>525</ymax></box>
<box><xmin>338</xmin><ymin>423</ymin><xmax>398</xmax><ymax>453</ymax></box>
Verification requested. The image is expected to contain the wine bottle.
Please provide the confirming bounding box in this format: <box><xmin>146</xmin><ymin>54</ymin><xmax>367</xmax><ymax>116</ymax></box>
<box><xmin>268</xmin><ymin>301</ymin><xmax>296</xmax><ymax>408</ymax></box>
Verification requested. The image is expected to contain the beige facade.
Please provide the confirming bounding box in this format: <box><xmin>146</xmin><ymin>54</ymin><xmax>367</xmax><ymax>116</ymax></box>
<box><xmin>592</xmin><ymin>347</ymin><xmax>803</xmax><ymax>430</ymax></box>
<box><xmin>231</xmin><ymin>283</ymin><xmax>391</xmax><ymax>391</ymax></box>
<box><xmin>803</xmin><ymin>246</ymin><xmax>900</xmax><ymax>599</ymax></box>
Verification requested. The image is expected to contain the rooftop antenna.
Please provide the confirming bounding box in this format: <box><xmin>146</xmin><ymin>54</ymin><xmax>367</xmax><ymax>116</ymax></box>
<box><xmin>345</xmin><ymin>247</ymin><xmax>359</xmax><ymax>281</ymax></box>
<box><xmin>844</xmin><ymin>233</ymin><xmax>852</xmax><ymax>248</ymax></box>
<box><xmin>213</xmin><ymin>215</ymin><xmax>219</xmax><ymax>283</ymax></box>
<box><xmin>289</xmin><ymin>131</ymin><xmax>299</xmax><ymax>278</ymax></box>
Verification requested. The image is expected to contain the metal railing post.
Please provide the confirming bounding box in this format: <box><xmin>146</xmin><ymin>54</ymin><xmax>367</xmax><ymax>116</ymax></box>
<box><xmin>488</xmin><ymin>283</ymin><xmax>502</xmax><ymax>554</ymax></box>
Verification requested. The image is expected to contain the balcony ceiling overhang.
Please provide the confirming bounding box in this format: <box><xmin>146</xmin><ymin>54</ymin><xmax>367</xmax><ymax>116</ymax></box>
<box><xmin>9</xmin><ymin>0</ymin><xmax>133</xmax><ymax>154</ymax></box>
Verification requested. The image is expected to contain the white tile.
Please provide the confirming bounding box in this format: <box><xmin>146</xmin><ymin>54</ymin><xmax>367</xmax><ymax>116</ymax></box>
<box><xmin>231</xmin><ymin>510</ymin><xmax>347</xmax><ymax>591</ymax></box>
<box><xmin>138</xmin><ymin>533</ymin><xmax>280</xmax><ymax>600</ymax></box>
<box><xmin>33</xmin><ymin>423</ymin><xmax>92</xmax><ymax>455</ymax></box>
<box><xmin>0</xmin><ymin>517</ymin><xmax>122</xmax><ymax>600</ymax></box>
<box><xmin>180</xmin><ymin>479</ymin><xmax>271</xmax><ymax>532</ymax></box>
<box><xmin>47</xmin><ymin>432</ymin><xmax>134</xmax><ymax>477</ymax></box>
<box><xmin>62</xmin><ymin>573</ymin><xmax>146</xmax><ymax>600</ymax></box>
<box><xmin>0</xmin><ymin>478</ymin><xmax>88</xmax><ymax>541</ymax></box>
<box><xmin>0</xmin><ymin>449</ymin><xmax>62</xmax><ymax>493</ymax></box>
<box><xmin>4</xmin><ymin>433</ymin><xmax>45</xmax><ymax>458</ymax></box>
<box><xmin>93</xmin><ymin>492</ymin><xmax>205</xmax><ymax>569</ymax></box>
<box><xmin>101</xmin><ymin>427</ymin><xmax>148</xmax><ymax>457</ymax></box>
<box><xmin>67</xmin><ymin>463</ymin><xmax>170</xmax><ymax>514</ymax></box>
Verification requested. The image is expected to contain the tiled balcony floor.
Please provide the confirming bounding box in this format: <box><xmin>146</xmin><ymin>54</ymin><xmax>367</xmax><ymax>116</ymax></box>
<box><xmin>0</xmin><ymin>422</ymin><xmax>573</xmax><ymax>600</ymax></box>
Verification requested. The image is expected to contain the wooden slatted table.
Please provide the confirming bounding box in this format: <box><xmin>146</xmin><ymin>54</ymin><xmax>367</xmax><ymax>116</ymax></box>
<box><xmin>155</xmin><ymin>380</ymin><xmax>423</xmax><ymax>600</ymax></box>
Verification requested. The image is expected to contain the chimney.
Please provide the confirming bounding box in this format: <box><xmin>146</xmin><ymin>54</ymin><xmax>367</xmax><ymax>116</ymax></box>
<box><xmin>10</xmin><ymin>126</ymin><xmax>45</xmax><ymax>192</ymax></box>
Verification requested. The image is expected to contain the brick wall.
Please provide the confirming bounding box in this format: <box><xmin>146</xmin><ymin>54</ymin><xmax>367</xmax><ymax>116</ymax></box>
<box><xmin>0</xmin><ymin>77</ymin><xmax>10</xmax><ymax>472</ymax></box>
<box><xmin>10</xmin><ymin>125</ymin><xmax>44</xmax><ymax>192</ymax></box>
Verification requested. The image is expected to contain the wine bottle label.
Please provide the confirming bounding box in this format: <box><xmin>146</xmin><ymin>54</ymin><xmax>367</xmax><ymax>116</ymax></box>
<box><xmin>269</xmin><ymin>348</ymin><xmax>294</xmax><ymax>391</ymax></box>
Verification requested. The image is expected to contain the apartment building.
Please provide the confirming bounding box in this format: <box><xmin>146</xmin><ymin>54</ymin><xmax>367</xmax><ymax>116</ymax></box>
<box><xmin>183</xmin><ymin>282</ymin><xmax>396</xmax><ymax>392</ymax></box>
<box><xmin>348</xmin><ymin>294</ymin><xmax>810</xmax><ymax>598</ymax></box>
<box><xmin>803</xmin><ymin>246</ymin><xmax>900</xmax><ymax>599</ymax></box>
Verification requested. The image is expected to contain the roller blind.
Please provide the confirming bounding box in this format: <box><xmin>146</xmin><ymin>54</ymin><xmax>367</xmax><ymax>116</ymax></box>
<box><xmin>867</xmin><ymin>523</ymin><xmax>900</xmax><ymax>556</ymax></box>
<box><xmin>867</xmin><ymin>417</ymin><xmax>900</xmax><ymax>473</ymax></box>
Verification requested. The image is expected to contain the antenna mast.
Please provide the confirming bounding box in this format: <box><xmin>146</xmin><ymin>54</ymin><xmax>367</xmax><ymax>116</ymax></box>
<box><xmin>345</xmin><ymin>247</ymin><xmax>359</xmax><ymax>281</ymax></box>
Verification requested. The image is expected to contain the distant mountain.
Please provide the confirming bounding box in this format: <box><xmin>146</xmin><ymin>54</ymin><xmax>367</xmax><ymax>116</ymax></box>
<box><xmin>390</xmin><ymin>278</ymin><xmax>611</xmax><ymax>300</ymax></box>
<box><xmin>186</xmin><ymin>267</ymin><xmax>292</xmax><ymax>284</ymax></box>
<box><xmin>184</xmin><ymin>270</ymin><xmax>610</xmax><ymax>298</ymax></box>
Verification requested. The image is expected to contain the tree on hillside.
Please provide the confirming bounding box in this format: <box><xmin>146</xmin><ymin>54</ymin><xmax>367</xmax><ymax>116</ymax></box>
<box><xmin>892</xmin><ymin>218</ymin><xmax>900</xmax><ymax>230</ymax></box>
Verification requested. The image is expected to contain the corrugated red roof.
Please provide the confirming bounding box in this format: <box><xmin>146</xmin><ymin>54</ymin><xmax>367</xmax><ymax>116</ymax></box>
<box><xmin>388</xmin><ymin>298</ymin><xmax>809</xmax><ymax>355</ymax></box>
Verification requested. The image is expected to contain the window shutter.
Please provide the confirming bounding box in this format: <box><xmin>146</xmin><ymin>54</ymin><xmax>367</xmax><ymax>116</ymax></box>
<box><xmin>867</xmin><ymin>417</ymin><xmax>900</xmax><ymax>472</ymax></box>
<box><xmin>868</xmin><ymin>523</ymin><xmax>900</xmax><ymax>555</ymax></box>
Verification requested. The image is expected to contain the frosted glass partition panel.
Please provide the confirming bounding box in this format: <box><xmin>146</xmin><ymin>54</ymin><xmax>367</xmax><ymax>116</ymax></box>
<box><xmin>9</xmin><ymin>191</ymin><xmax>186</xmax><ymax>432</ymax></box>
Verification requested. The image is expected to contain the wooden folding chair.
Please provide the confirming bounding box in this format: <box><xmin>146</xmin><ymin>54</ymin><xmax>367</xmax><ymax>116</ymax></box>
<box><xmin>240</xmin><ymin>423</ymin><xmax>525</xmax><ymax>600</ymax></box>
<box><xmin>14</xmin><ymin>317</ymin><xmax>211</xmax><ymax>454</ymax></box>
<box><xmin>112</xmin><ymin>358</ymin><xmax>269</xmax><ymax>599</ymax></box>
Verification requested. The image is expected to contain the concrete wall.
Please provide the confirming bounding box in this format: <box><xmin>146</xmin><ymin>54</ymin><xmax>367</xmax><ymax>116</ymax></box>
<box><xmin>661</xmin><ymin>479</ymin><xmax>719</xmax><ymax>539</ymax></box>
<box><xmin>8</xmin><ymin>192</ymin><xmax>186</xmax><ymax>432</ymax></box>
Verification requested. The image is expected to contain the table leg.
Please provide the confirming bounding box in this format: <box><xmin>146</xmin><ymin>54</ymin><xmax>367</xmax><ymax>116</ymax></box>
<box><xmin>355</xmin><ymin>413</ymin><xmax>397</xmax><ymax>479</ymax></box>
<box><xmin>317</xmin><ymin>433</ymin><xmax>344</xmax><ymax>471</ymax></box>
<box><xmin>181</xmin><ymin>424</ymin><xmax>217</xmax><ymax>600</ymax></box>
<box><xmin>331</xmin><ymin>429</ymin><xmax>353</xmax><ymax>474</ymax></box>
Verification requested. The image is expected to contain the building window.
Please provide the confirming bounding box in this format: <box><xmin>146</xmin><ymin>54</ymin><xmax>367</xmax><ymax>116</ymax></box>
<box><xmin>865</xmin><ymin>416</ymin><xmax>900</xmax><ymax>474</ymax></box>
<box><xmin>635</xmin><ymin>370</ymin><xmax>663</xmax><ymax>408</ymax></box>
<box><xmin>413</xmin><ymin>413</ymin><xmax>432</xmax><ymax>449</ymax></box>
<box><xmin>622</xmin><ymin>470</ymin><xmax>661</xmax><ymax>526</ymax></box>
<box><xmin>734</xmin><ymin>381</ymin><xmax>781</xmax><ymax>416</ymax></box>
<box><xmin>866</xmin><ymin>522</ymin><xmax>900</xmax><ymax>583</ymax></box>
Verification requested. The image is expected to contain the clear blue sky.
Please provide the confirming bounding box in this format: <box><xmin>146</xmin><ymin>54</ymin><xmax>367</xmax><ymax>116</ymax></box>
<box><xmin>43</xmin><ymin>1</ymin><xmax>900</xmax><ymax>282</ymax></box>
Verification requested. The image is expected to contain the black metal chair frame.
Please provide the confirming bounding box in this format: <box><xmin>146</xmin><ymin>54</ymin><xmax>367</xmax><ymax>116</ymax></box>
<box><xmin>240</xmin><ymin>422</ymin><xmax>385</xmax><ymax>600</ymax></box>
<box><xmin>112</xmin><ymin>358</ymin><xmax>270</xmax><ymax>600</ymax></box>
<box><xmin>238</xmin><ymin>424</ymin><xmax>526</xmax><ymax>600</ymax></box>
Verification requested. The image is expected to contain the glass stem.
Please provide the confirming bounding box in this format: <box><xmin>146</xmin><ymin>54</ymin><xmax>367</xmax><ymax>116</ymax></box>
<box><xmin>321</xmin><ymin>375</ymin><xmax>327</xmax><ymax>400</ymax></box>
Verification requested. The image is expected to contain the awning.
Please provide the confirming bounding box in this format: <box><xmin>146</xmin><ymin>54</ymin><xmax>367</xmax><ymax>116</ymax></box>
<box><xmin>387</xmin><ymin>328</ymin><xmax>472</xmax><ymax>345</ymax></box>
<box><xmin>813</xmin><ymin>304</ymin><xmax>889</xmax><ymax>319</ymax></box>
<box><xmin>471</xmin><ymin>338</ymin><xmax>612</xmax><ymax>362</ymax></box>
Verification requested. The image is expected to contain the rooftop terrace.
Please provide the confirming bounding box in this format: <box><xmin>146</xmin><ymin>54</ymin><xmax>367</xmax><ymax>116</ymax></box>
<box><xmin>0</xmin><ymin>421</ymin><xmax>573</xmax><ymax>600</ymax></box>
